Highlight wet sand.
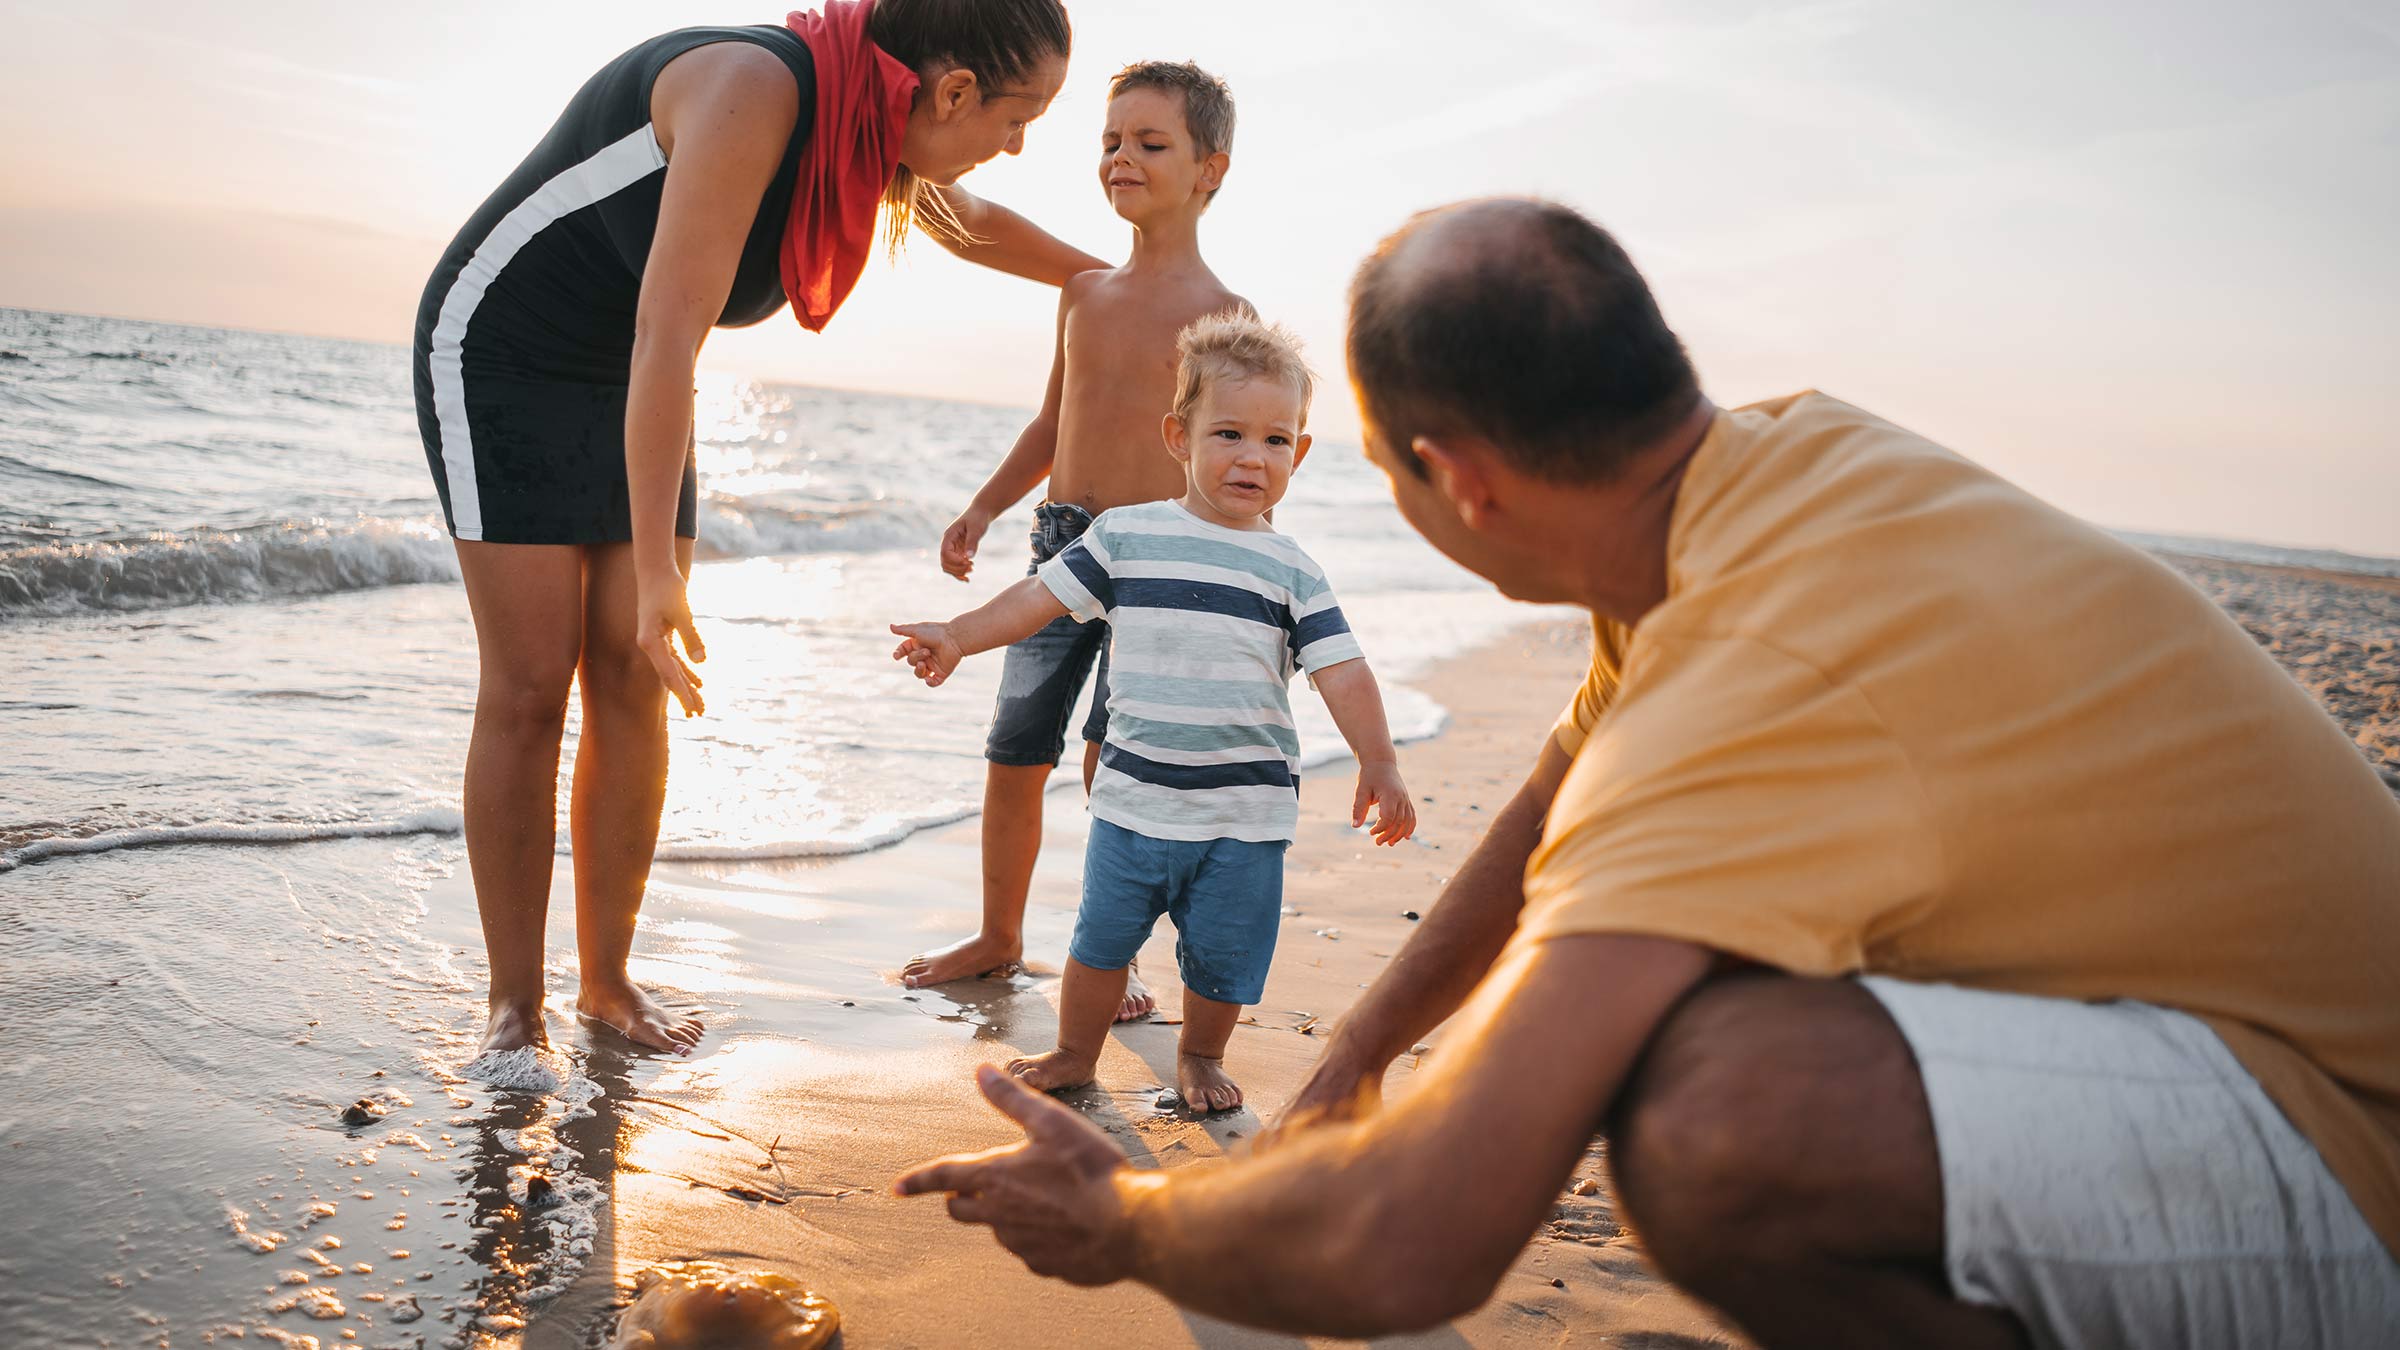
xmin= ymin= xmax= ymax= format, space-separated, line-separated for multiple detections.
xmin=505 ymin=613 xmax=1740 ymax=1348
xmin=37 ymin=556 xmax=2386 ymax=1348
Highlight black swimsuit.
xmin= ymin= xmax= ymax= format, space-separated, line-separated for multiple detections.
xmin=412 ymin=25 xmax=819 ymax=545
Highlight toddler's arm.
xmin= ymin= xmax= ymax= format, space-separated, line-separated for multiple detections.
xmin=1312 ymin=659 xmax=1417 ymax=846
xmin=890 ymin=577 xmax=1072 ymax=688
xmin=943 ymin=284 xmax=1078 ymax=580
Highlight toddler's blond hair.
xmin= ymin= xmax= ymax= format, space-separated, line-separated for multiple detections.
xmin=1173 ymin=312 xmax=1314 ymax=427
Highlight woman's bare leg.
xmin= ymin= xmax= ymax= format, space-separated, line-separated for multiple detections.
xmin=455 ymin=540 xmax=587 ymax=1055
xmin=567 ymin=539 xmax=704 ymax=1053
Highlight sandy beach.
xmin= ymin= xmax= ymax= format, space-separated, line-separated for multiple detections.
xmin=481 ymin=613 xmax=1741 ymax=1349
xmin=6 ymin=554 xmax=2394 ymax=1349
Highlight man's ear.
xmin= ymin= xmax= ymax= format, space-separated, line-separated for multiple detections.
xmin=1290 ymin=431 xmax=1312 ymax=472
xmin=1197 ymin=151 xmax=1229 ymax=197
xmin=930 ymin=67 xmax=978 ymax=120
xmin=1161 ymin=412 xmax=1191 ymax=464
xmin=1412 ymin=434 xmax=1498 ymax=529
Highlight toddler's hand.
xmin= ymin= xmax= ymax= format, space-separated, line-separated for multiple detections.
xmin=1352 ymin=762 xmax=1417 ymax=846
xmin=890 ymin=622 xmax=964 ymax=687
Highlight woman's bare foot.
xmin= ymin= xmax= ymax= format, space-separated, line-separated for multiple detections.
xmin=479 ymin=997 xmax=550 ymax=1056
xmin=901 ymin=931 xmax=1024 ymax=989
xmin=575 ymin=979 xmax=704 ymax=1055
xmin=1177 ymin=1052 xmax=1242 ymax=1114
xmin=1004 ymin=1047 xmax=1099 ymax=1093
xmin=1114 ymin=962 xmax=1156 ymax=1023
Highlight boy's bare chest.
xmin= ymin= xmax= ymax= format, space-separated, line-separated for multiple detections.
xmin=1062 ymin=286 xmax=1236 ymax=386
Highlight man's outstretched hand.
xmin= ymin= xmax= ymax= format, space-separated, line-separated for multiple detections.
xmin=895 ymin=1064 xmax=1141 ymax=1286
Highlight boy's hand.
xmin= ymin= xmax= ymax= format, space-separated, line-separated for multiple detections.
xmin=1352 ymin=762 xmax=1417 ymax=846
xmin=890 ymin=622 xmax=965 ymax=687
xmin=940 ymin=507 xmax=994 ymax=581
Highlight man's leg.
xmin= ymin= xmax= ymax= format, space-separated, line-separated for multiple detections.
xmin=1605 ymin=975 xmax=2028 ymax=1350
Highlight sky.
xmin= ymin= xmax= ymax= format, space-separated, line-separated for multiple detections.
xmin=3 ymin=0 xmax=2396 ymax=554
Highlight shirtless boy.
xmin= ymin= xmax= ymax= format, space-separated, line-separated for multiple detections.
xmin=900 ymin=62 xmax=1247 ymax=1015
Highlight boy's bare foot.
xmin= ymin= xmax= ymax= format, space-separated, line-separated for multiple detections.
xmin=1177 ymin=1052 xmax=1242 ymax=1114
xmin=1115 ymin=964 xmax=1157 ymax=1023
xmin=1004 ymin=1047 xmax=1099 ymax=1093
xmin=901 ymin=931 xmax=1024 ymax=989
xmin=478 ymin=998 xmax=550 ymax=1056
xmin=575 ymin=978 xmax=704 ymax=1055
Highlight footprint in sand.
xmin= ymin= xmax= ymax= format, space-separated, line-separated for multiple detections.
xmin=607 ymin=1261 xmax=839 ymax=1349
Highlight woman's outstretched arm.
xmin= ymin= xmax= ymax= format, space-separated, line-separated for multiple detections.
xmin=626 ymin=44 xmax=801 ymax=715
xmin=928 ymin=184 xmax=1111 ymax=286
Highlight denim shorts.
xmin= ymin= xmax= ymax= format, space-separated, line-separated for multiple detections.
xmin=1068 ymin=818 xmax=1288 ymax=1006
xmin=985 ymin=503 xmax=1110 ymax=766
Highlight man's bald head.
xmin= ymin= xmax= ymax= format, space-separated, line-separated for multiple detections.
xmin=1347 ymin=198 xmax=1699 ymax=483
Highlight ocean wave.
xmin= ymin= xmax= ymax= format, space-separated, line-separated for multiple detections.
xmin=0 ymin=808 xmax=467 ymax=874
xmin=692 ymin=494 xmax=941 ymax=561
xmin=0 ymin=496 xmax=944 ymax=620
xmin=0 ymin=517 xmax=461 ymax=619
xmin=2 ymin=801 xmax=983 ymax=874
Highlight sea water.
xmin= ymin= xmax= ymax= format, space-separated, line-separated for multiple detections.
xmin=0 ymin=307 xmax=1547 ymax=1346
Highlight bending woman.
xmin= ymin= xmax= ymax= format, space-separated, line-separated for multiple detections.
xmin=412 ymin=0 xmax=1099 ymax=1056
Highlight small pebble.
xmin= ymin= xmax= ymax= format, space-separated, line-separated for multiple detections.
xmin=1402 ymin=910 xmax=1421 ymax=921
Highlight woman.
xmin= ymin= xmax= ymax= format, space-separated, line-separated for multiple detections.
xmin=411 ymin=0 xmax=1101 ymax=1057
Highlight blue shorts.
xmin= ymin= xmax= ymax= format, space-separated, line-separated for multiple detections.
xmin=985 ymin=503 xmax=1109 ymax=767
xmin=1068 ymin=818 xmax=1288 ymax=1006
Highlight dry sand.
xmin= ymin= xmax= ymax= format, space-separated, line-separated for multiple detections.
xmin=511 ymin=556 xmax=2396 ymax=1349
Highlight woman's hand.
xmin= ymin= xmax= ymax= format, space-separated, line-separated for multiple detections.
xmin=940 ymin=507 xmax=994 ymax=581
xmin=637 ymin=568 xmax=708 ymax=717
xmin=1353 ymin=762 xmax=1417 ymax=845
xmin=890 ymin=621 xmax=965 ymax=687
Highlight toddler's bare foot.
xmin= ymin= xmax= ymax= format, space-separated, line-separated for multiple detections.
xmin=901 ymin=931 xmax=1024 ymax=989
xmin=1004 ymin=1047 xmax=1099 ymax=1094
xmin=1115 ymin=962 xmax=1156 ymax=1023
xmin=1177 ymin=1052 xmax=1242 ymax=1114
xmin=479 ymin=997 xmax=550 ymax=1056
xmin=576 ymin=978 xmax=704 ymax=1054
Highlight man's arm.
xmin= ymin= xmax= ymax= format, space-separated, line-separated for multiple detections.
xmin=926 ymin=184 xmax=1111 ymax=286
xmin=1275 ymin=731 xmax=1577 ymax=1128
xmin=898 ymin=932 xmax=1713 ymax=1336
xmin=940 ymin=280 xmax=1080 ymax=580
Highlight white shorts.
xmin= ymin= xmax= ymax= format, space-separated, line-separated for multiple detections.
xmin=1861 ymin=977 xmax=2400 ymax=1350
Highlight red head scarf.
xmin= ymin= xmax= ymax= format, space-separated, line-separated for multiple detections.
xmin=781 ymin=1 xmax=921 ymax=332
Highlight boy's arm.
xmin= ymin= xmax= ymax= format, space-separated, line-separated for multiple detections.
xmin=925 ymin=185 xmax=1112 ymax=286
xmin=942 ymin=281 xmax=1081 ymax=581
xmin=891 ymin=576 xmax=1071 ymax=687
xmin=1311 ymin=658 xmax=1416 ymax=846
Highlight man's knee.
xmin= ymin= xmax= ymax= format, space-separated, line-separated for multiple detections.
xmin=1608 ymin=976 xmax=1917 ymax=1278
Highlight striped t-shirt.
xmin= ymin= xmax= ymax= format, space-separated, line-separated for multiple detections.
xmin=1037 ymin=500 xmax=1364 ymax=843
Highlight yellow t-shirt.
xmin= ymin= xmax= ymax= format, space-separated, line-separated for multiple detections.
xmin=1550 ymin=617 xmax=1630 ymax=758
xmin=1521 ymin=391 xmax=2400 ymax=1259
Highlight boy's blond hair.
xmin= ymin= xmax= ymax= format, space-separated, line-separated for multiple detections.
xmin=1109 ymin=60 xmax=1235 ymax=203
xmin=1173 ymin=312 xmax=1314 ymax=427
